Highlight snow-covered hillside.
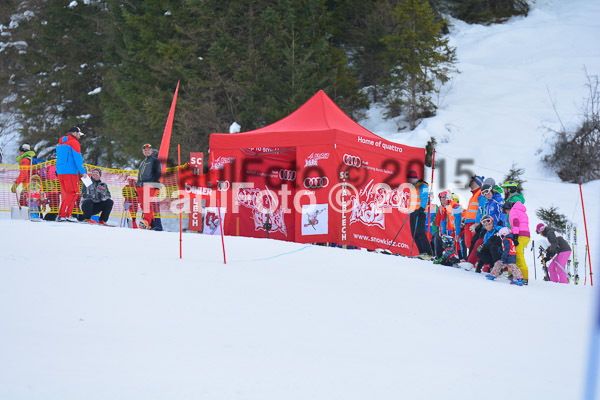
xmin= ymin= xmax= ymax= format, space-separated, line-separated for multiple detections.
xmin=361 ymin=0 xmax=600 ymax=290
xmin=0 ymin=220 xmax=596 ymax=399
xmin=1 ymin=0 xmax=599 ymax=398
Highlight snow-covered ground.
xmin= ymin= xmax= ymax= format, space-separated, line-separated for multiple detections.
xmin=0 ymin=220 xmax=596 ymax=399
xmin=1 ymin=0 xmax=599 ymax=398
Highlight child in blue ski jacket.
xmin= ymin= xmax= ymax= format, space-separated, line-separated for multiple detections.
xmin=481 ymin=183 xmax=506 ymax=227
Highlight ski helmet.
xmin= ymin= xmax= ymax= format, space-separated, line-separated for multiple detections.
xmin=439 ymin=190 xmax=450 ymax=199
xmin=536 ymin=223 xmax=546 ymax=234
xmin=502 ymin=181 xmax=518 ymax=194
xmin=451 ymin=192 xmax=460 ymax=203
xmin=498 ymin=227 xmax=511 ymax=238
xmin=441 ymin=234 xmax=454 ymax=246
xmin=19 ymin=144 xmax=30 ymax=152
xmin=481 ymin=184 xmax=493 ymax=195
xmin=501 ymin=201 xmax=515 ymax=213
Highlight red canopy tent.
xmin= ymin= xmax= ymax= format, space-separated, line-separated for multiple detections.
xmin=208 ymin=90 xmax=425 ymax=254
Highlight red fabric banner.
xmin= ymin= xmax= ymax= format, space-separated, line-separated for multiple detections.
xmin=158 ymin=81 xmax=180 ymax=180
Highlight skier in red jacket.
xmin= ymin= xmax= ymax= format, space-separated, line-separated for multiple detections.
xmin=56 ymin=126 xmax=89 ymax=221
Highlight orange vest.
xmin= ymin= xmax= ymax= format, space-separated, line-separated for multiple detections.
xmin=409 ymin=180 xmax=428 ymax=211
xmin=463 ymin=188 xmax=482 ymax=223
xmin=435 ymin=199 xmax=459 ymax=233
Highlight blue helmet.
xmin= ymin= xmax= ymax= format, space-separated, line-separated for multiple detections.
xmin=441 ymin=234 xmax=454 ymax=247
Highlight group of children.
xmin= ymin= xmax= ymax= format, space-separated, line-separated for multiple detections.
xmin=409 ymin=173 xmax=572 ymax=286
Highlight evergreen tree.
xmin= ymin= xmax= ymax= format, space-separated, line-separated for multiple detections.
xmin=536 ymin=206 xmax=569 ymax=235
xmin=104 ymin=0 xmax=365 ymax=167
xmin=381 ymin=0 xmax=457 ymax=129
xmin=503 ymin=162 xmax=526 ymax=193
xmin=4 ymin=0 xmax=111 ymax=163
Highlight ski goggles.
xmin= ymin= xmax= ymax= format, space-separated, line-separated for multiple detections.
xmin=481 ymin=218 xmax=494 ymax=225
xmin=481 ymin=188 xmax=492 ymax=195
xmin=142 ymin=143 xmax=153 ymax=149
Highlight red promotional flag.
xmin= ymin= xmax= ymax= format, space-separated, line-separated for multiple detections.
xmin=158 ymin=81 xmax=180 ymax=180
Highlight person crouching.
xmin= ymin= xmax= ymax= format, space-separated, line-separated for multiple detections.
xmin=433 ymin=234 xmax=460 ymax=267
xmin=486 ymin=227 xmax=524 ymax=286
xmin=80 ymin=168 xmax=113 ymax=225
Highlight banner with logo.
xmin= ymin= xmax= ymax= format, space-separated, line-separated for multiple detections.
xmin=203 ymin=207 xmax=226 ymax=235
xmin=210 ymin=147 xmax=297 ymax=241
xmin=293 ymin=144 xmax=423 ymax=254
xmin=293 ymin=145 xmax=335 ymax=243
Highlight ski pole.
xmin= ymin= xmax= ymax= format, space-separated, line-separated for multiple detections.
xmin=584 ymin=244 xmax=588 ymax=285
xmin=388 ymin=212 xmax=411 ymax=251
xmin=120 ymin=201 xmax=125 ymax=227
xmin=532 ymin=240 xmax=537 ymax=280
xmin=15 ymin=189 xmax=20 ymax=210
xmin=410 ymin=214 xmax=418 ymax=255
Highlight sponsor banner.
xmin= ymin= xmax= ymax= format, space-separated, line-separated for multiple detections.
xmin=303 ymin=176 xmax=329 ymax=189
xmin=189 ymin=197 xmax=204 ymax=231
xmin=190 ymin=152 xmax=203 ymax=175
xmin=203 ymin=207 xmax=226 ymax=235
xmin=301 ymin=204 xmax=328 ymax=236
xmin=208 ymin=143 xmax=424 ymax=255
xmin=295 ymin=145 xmax=337 ymax=242
xmin=336 ymin=144 xmax=419 ymax=254
xmin=304 ymin=152 xmax=330 ymax=167
xmin=210 ymin=155 xmax=235 ymax=171
xmin=213 ymin=147 xmax=296 ymax=242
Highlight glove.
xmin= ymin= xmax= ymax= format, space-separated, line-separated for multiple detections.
xmin=477 ymin=245 xmax=483 ymax=253
xmin=513 ymin=234 xmax=519 ymax=246
xmin=433 ymin=259 xmax=442 ymax=265
xmin=543 ymin=256 xmax=551 ymax=263
xmin=469 ymin=224 xmax=477 ymax=233
xmin=10 ymin=183 xmax=17 ymax=193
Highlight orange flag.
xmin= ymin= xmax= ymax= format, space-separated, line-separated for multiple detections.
xmin=158 ymin=80 xmax=180 ymax=180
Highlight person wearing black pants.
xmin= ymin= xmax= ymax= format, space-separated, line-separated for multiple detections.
xmin=475 ymin=217 xmax=502 ymax=273
xmin=407 ymin=170 xmax=433 ymax=256
xmin=79 ymin=168 xmax=114 ymax=224
xmin=410 ymin=207 xmax=433 ymax=255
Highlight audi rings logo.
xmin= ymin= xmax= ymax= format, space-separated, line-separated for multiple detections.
xmin=343 ymin=154 xmax=362 ymax=167
xmin=303 ymin=176 xmax=329 ymax=189
xmin=216 ymin=180 xmax=230 ymax=191
xmin=278 ymin=169 xmax=297 ymax=181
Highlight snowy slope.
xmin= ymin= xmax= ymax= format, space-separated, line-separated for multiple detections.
xmin=0 ymin=220 xmax=595 ymax=400
xmin=361 ymin=0 xmax=600 ymax=282
xmin=1 ymin=0 xmax=600 ymax=399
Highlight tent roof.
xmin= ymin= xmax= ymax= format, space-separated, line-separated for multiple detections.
xmin=210 ymin=90 xmax=394 ymax=150
xmin=244 ymin=90 xmax=378 ymax=137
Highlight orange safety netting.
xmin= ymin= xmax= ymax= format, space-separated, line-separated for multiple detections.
xmin=0 ymin=160 xmax=183 ymax=220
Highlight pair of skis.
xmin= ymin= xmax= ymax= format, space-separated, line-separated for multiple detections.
xmin=566 ymin=223 xmax=580 ymax=285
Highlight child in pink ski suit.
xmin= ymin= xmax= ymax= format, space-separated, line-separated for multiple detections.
xmin=536 ymin=223 xmax=571 ymax=284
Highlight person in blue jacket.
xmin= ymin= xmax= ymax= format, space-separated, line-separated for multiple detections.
xmin=481 ymin=183 xmax=506 ymax=227
xmin=407 ymin=169 xmax=433 ymax=256
xmin=56 ymin=126 xmax=89 ymax=221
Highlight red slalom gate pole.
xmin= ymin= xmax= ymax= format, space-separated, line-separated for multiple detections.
xmin=426 ymin=148 xmax=436 ymax=240
xmin=210 ymin=152 xmax=227 ymax=264
xmin=579 ymin=183 xmax=593 ymax=286
xmin=178 ymin=145 xmax=182 ymax=259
